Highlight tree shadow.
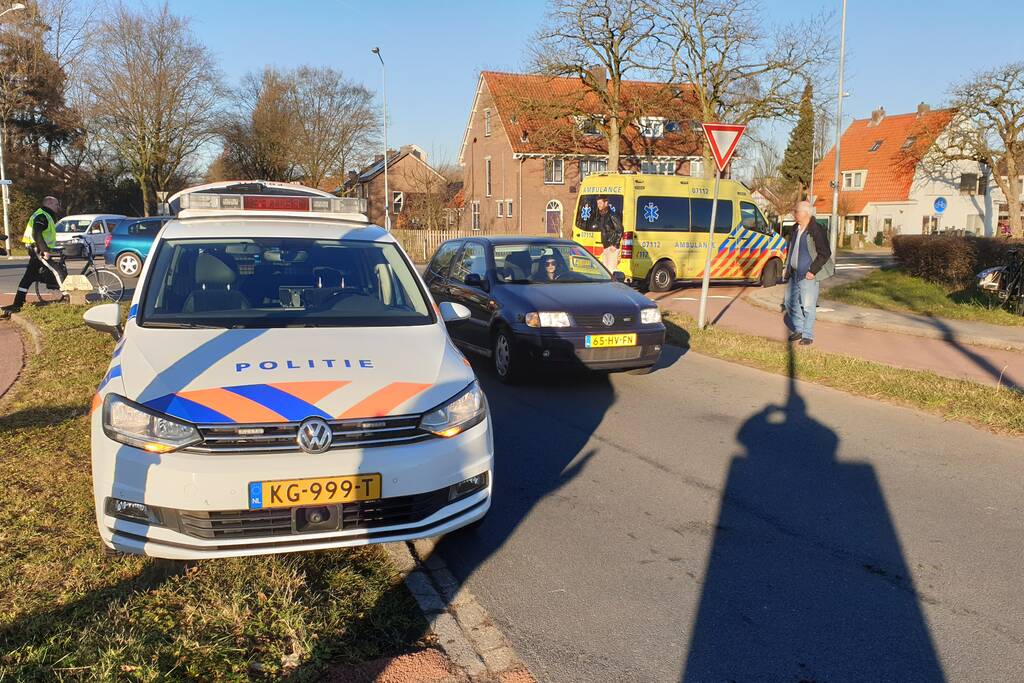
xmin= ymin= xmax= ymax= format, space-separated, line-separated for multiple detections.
xmin=682 ymin=344 xmax=945 ymax=681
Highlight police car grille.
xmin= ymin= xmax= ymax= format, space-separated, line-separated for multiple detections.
xmin=187 ymin=415 xmax=429 ymax=453
xmin=174 ymin=488 xmax=452 ymax=540
xmin=573 ymin=313 xmax=636 ymax=330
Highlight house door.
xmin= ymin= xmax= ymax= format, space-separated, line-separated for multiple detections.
xmin=545 ymin=200 xmax=562 ymax=237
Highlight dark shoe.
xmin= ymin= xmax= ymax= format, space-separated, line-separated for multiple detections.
xmin=788 ymin=332 xmax=803 ymax=342
xmin=0 ymin=306 xmax=20 ymax=319
xmin=799 ymin=338 xmax=814 ymax=346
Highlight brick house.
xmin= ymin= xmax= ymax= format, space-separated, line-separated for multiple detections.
xmin=458 ymin=71 xmax=702 ymax=236
xmin=810 ymin=104 xmax=996 ymax=241
xmin=345 ymin=144 xmax=449 ymax=228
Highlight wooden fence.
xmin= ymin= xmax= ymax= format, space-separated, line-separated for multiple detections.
xmin=390 ymin=227 xmax=507 ymax=263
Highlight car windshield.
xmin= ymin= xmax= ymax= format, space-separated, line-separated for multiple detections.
xmin=55 ymin=219 xmax=93 ymax=233
xmin=493 ymin=243 xmax=611 ymax=284
xmin=140 ymin=237 xmax=433 ymax=328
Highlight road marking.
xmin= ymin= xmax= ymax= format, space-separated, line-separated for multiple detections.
xmin=835 ymin=264 xmax=876 ymax=270
xmin=673 ymin=295 xmax=735 ymax=301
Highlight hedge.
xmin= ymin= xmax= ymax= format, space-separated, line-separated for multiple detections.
xmin=892 ymin=235 xmax=1024 ymax=288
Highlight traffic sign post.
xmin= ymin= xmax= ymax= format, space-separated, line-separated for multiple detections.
xmin=697 ymin=123 xmax=746 ymax=329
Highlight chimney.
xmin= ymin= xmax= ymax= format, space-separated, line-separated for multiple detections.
xmin=347 ymin=170 xmax=358 ymax=183
xmin=374 ymin=153 xmax=384 ymax=164
xmin=869 ymin=106 xmax=885 ymax=126
xmin=916 ymin=102 xmax=930 ymax=118
xmin=587 ymin=64 xmax=607 ymax=88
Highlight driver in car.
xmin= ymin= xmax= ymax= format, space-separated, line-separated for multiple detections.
xmin=538 ymin=255 xmax=562 ymax=281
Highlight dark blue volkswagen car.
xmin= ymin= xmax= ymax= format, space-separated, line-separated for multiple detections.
xmin=424 ymin=237 xmax=665 ymax=382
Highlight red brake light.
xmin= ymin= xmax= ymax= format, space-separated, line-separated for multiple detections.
xmin=104 ymin=233 xmax=113 ymax=249
xmin=620 ymin=231 xmax=634 ymax=259
xmin=242 ymin=195 xmax=310 ymax=211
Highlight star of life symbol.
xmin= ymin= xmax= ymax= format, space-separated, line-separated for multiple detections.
xmin=643 ymin=202 xmax=659 ymax=223
xmin=580 ymin=204 xmax=592 ymax=221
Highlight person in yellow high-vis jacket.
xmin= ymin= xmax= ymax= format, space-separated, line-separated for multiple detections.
xmin=2 ymin=196 xmax=62 ymax=317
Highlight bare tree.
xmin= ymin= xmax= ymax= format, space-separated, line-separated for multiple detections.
xmin=391 ymin=150 xmax=458 ymax=231
xmin=86 ymin=2 xmax=221 ymax=214
xmin=917 ymin=62 xmax=1024 ymax=237
xmin=531 ymin=0 xmax=661 ymax=170
xmin=219 ymin=68 xmax=300 ymax=181
xmin=287 ymin=66 xmax=378 ymax=189
xmin=649 ymin=0 xmax=833 ymax=175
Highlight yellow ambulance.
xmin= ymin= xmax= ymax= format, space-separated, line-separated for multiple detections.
xmin=572 ymin=173 xmax=786 ymax=291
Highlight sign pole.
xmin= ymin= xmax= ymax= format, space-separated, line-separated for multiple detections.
xmin=697 ymin=167 xmax=722 ymax=329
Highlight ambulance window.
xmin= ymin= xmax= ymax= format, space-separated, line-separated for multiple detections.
xmin=575 ymin=195 xmax=624 ymax=230
xmin=635 ymin=196 xmax=690 ymax=232
xmin=691 ymin=198 xmax=733 ymax=234
xmin=740 ymin=202 xmax=771 ymax=234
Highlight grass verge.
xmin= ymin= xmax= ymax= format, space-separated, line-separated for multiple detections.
xmin=665 ymin=313 xmax=1024 ymax=437
xmin=826 ymin=269 xmax=1024 ymax=327
xmin=0 ymin=305 xmax=427 ymax=681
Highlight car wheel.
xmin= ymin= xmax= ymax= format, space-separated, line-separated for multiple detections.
xmin=116 ymin=252 xmax=141 ymax=278
xmin=492 ymin=328 xmax=521 ymax=384
xmin=648 ymin=260 xmax=675 ymax=292
xmin=760 ymin=258 xmax=782 ymax=287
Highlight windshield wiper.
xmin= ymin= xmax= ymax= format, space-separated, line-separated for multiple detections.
xmin=143 ymin=321 xmax=231 ymax=329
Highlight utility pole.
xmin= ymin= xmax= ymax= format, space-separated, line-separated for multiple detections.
xmin=0 ymin=3 xmax=26 ymax=259
xmin=829 ymin=0 xmax=848 ymax=255
xmin=371 ymin=47 xmax=390 ymax=231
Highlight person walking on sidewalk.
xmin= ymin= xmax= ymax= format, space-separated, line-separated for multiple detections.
xmin=1 ymin=196 xmax=63 ymax=318
xmin=784 ymin=200 xmax=834 ymax=345
xmin=593 ymin=195 xmax=623 ymax=273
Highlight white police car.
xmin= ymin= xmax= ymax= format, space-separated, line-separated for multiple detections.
xmin=84 ymin=181 xmax=492 ymax=559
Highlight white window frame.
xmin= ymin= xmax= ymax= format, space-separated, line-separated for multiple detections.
xmin=471 ymin=201 xmax=480 ymax=230
xmin=506 ymin=199 xmax=513 ymax=217
xmin=579 ymin=158 xmax=608 ymax=179
xmin=544 ymin=158 xmax=564 ymax=184
xmin=842 ymin=170 xmax=867 ymax=191
xmin=497 ymin=200 xmax=504 ymax=217
xmin=638 ymin=116 xmax=666 ymax=139
xmin=689 ymin=159 xmax=703 ymax=177
xmin=484 ymin=108 xmax=492 ymax=136
xmin=485 ymin=157 xmax=492 ymax=197
xmin=392 ymin=190 xmax=404 ymax=214
xmin=641 ymin=160 xmax=676 ymax=175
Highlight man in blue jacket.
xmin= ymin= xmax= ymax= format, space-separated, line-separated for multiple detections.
xmin=784 ymin=201 xmax=834 ymax=345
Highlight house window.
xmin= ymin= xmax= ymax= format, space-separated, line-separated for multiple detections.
xmin=869 ymin=140 xmax=883 ymax=152
xmin=689 ymin=159 xmax=703 ymax=177
xmin=638 ymin=116 xmax=665 ymax=139
xmin=842 ymin=171 xmax=866 ymax=190
xmin=484 ymin=108 xmax=491 ymax=136
xmin=544 ymin=158 xmax=564 ymax=184
xmin=506 ymin=200 xmax=513 ymax=217
xmin=497 ymin=200 xmax=504 ymax=218
xmin=471 ymin=201 xmax=480 ymax=230
xmin=902 ymin=136 xmax=917 ymax=150
xmin=579 ymin=158 xmax=608 ymax=179
xmin=485 ymin=158 xmax=492 ymax=197
xmin=641 ymin=160 xmax=676 ymax=175
xmin=392 ymin=191 xmax=404 ymax=214
xmin=922 ymin=215 xmax=939 ymax=233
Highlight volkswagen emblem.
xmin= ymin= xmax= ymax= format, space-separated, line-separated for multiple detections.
xmin=602 ymin=313 xmax=615 ymax=327
xmin=297 ymin=417 xmax=333 ymax=454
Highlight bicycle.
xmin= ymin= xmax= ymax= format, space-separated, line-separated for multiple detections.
xmin=977 ymin=248 xmax=1024 ymax=316
xmin=34 ymin=237 xmax=126 ymax=304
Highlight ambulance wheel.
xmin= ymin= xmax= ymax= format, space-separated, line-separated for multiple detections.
xmin=760 ymin=258 xmax=782 ymax=287
xmin=648 ymin=261 xmax=676 ymax=292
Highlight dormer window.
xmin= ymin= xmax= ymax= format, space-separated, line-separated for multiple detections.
xmin=842 ymin=170 xmax=867 ymax=190
xmin=869 ymin=140 xmax=883 ymax=152
xmin=902 ymin=136 xmax=917 ymax=150
xmin=638 ymin=116 xmax=665 ymax=139
xmin=574 ymin=115 xmax=601 ymax=136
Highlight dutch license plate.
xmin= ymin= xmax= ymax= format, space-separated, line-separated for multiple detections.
xmin=585 ymin=333 xmax=637 ymax=348
xmin=248 ymin=473 xmax=382 ymax=509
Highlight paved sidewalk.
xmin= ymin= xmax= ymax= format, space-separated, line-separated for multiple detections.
xmin=654 ymin=285 xmax=1024 ymax=391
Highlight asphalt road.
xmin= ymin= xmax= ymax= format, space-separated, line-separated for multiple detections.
xmin=0 ymin=255 xmax=138 ymax=305
xmin=437 ymin=347 xmax=1024 ymax=682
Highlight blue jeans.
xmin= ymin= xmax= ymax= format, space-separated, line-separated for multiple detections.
xmin=785 ymin=274 xmax=820 ymax=339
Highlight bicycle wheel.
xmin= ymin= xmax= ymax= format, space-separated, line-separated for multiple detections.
xmin=89 ymin=268 xmax=125 ymax=303
xmin=33 ymin=280 xmax=65 ymax=304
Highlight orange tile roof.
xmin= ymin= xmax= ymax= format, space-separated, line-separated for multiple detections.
xmin=811 ymin=108 xmax=955 ymax=215
xmin=480 ymin=71 xmax=702 ymax=158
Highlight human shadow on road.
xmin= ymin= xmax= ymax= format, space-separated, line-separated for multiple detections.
xmin=682 ymin=344 xmax=945 ymax=681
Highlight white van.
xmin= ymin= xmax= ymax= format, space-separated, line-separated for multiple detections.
xmin=55 ymin=214 xmax=126 ymax=256
xmin=84 ymin=181 xmax=492 ymax=559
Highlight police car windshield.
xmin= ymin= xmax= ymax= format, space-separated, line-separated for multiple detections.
xmin=140 ymin=238 xmax=433 ymax=328
xmin=493 ymin=243 xmax=610 ymax=284
xmin=55 ymin=219 xmax=93 ymax=233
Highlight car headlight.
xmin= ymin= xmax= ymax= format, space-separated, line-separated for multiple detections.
xmin=641 ymin=307 xmax=662 ymax=324
xmin=102 ymin=394 xmax=200 ymax=453
xmin=420 ymin=381 xmax=487 ymax=438
xmin=524 ymin=311 xmax=572 ymax=328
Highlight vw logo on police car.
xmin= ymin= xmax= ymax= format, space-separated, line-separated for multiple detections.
xmin=602 ymin=313 xmax=615 ymax=327
xmin=297 ymin=417 xmax=333 ymax=454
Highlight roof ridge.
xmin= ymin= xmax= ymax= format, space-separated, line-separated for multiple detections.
xmin=851 ymin=107 xmax=955 ymax=123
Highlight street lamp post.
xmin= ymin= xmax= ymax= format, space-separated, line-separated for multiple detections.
xmin=0 ymin=2 xmax=26 ymax=259
xmin=829 ymin=0 xmax=847 ymax=255
xmin=371 ymin=47 xmax=390 ymax=231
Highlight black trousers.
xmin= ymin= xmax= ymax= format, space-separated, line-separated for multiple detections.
xmin=12 ymin=250 xmax=61 ymax=308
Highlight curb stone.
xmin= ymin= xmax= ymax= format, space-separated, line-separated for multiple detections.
xmin=386 ymin=541 xmax=536 ymax=683
xmin=9 ymin=312 xmax=42 ymax=355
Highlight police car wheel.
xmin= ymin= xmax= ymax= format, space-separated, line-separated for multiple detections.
xmin=648 ymin=261 xmax=675 ymax=292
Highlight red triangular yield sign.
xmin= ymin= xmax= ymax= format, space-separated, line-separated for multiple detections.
xmin=702 ymin=123 xmax=746 ymax=172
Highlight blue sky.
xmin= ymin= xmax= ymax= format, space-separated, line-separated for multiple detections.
xmin=173 ymin=0 xmax=1024 ymax=167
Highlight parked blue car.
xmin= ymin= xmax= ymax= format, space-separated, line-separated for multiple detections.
xmin=105 ymin=216 xmax=173 ymax=278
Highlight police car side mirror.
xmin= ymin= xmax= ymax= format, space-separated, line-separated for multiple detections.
xmin=84 ymin=303 xmax=122 ymax=340
xmin=439 ymin=301 xmax=471 ymax=323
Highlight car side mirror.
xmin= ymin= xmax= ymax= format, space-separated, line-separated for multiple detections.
xmin=439 ymin=301 xmax=472 ymax=323
xmin=612 ymin=271 xmax=626 ymax=283
xmin=464 ymin=273 xmax=489 ymax=291
xmin=83 ymin=303 xmax=122 ymax=340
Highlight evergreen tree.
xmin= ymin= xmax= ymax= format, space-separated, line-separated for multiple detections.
xmin=779 ymin=83 xmax=814 ymax=197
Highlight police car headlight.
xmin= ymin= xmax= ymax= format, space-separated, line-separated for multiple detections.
xmin=641 ymin=307 xmax=662 ymax=324
xmin=525 ymin=312 xmax=572 ymax=328
xmin=420 ymin=381 xmax=487 ymax=438
xmin=102 ymin=394 xmax=200 ymax=453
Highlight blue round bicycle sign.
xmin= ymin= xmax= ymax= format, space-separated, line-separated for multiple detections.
xmin=934 ymin=197 xmax=947 ymax=213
